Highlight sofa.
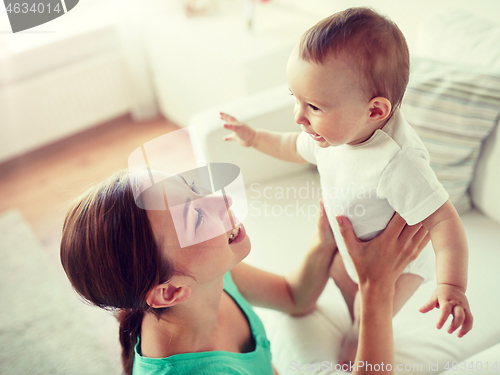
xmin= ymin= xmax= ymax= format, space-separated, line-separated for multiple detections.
xmin=190 ymin=9 xmax=500 ymax=375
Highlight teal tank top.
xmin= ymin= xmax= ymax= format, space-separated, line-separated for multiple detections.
xmin=132 ymin=272 xmax=274 ymax=374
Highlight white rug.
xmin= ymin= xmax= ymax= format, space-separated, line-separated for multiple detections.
xmin=0 ymin=209 xmax=122 ymax=375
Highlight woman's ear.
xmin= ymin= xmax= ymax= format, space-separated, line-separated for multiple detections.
xmin=145 ymin=282 xmax=191 ymax=309
xmin=368 ymin=97 xmax=392 ymax=123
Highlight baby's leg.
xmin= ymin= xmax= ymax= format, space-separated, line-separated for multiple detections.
xmin=393 ymin=273 xmax=424 ymax=315
xmin=330 ymin=252 xmax=358 ymax=321
xmin=338 ymin=273 xmax=423 ymax=366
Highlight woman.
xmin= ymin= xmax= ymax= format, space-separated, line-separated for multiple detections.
xmin=60 ymin=169 xmax=429 ymax=374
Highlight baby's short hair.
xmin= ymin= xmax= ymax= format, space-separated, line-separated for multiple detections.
xmin=299 ymin=7 xmax=409 ymax=112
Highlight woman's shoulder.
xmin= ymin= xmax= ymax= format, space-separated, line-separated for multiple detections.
xmin=133 ymin=336 xmax=273 ymax=375
xmin=223 ymin=271 xmax=266 ymax=334
xmin=223 ymin=271 xmax=237 ymax=290
xmin=132 ymin=273 xmax=273 ymax=375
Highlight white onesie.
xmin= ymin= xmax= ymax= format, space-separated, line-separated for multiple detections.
xmin=296 ymin=109 xmax=448 ymax=283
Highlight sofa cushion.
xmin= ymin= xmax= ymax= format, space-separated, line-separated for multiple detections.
xmin=470 ymin=123 xmax=500 ymax=225
xmin=259 ymin=209 xmax=500 ymax=375
xmin=401 ymin=58 xmax=500 ymax=214
xmin=414 ymin=9 xmax=500 ymax=74
xmin=439 ymin=341 xmax=500 ymax=375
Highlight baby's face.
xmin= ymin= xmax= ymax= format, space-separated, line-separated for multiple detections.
xmin=286 ymin=50 xmax=373 ymax=147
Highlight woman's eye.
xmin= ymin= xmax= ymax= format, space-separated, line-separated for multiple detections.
xmin=194 ymin=208 xmax=204 ymax=231
xmin=309 ymin=104 xmax=320 ymax=111
xmin=190 ymin=182 xmax=200 ymax=194
xmin=190 ymin=182 xmax=211 ymax=196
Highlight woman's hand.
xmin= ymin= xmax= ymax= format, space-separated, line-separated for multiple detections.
xmin=309 ymin=199 xmax=337 ymax=252
xmin=336 ymin=213 xmax=430 ymax=375
xmin=337 ymin=213 xmax=430 ymax=289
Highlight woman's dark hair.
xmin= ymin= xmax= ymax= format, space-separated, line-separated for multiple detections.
xmin=60 ymin=169 xmax=174 ymax=375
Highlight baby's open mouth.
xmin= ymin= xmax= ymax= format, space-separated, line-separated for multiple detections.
xmin=228 ymin=225 xmax=241 ymax=244
xmin=309 ymin=133 xmax=325 ymax=141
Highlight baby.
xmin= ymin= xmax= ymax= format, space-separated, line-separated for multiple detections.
xmin=222 ymin=7 xmax=473 ymax=365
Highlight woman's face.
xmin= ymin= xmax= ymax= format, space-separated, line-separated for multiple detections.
xmin=145 ymin=174 xmax=250 ymax=284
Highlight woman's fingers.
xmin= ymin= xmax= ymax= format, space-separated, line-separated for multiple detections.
xmin=337 ymin=215 xmax=360 ymax=250
xmin=318 ymin=200 xmax=329 ymax=228
xmin=399 ymin=223 xmax=429 ymax=261
xmin=416 ymin=232 xmax=431 ymax=252
xmin=398 ymin=222 xmax=423 ymax=246
xmin=317 ymin=200 xmax=335 ymax=245
xmin=380 ymin=212 xmax=407 ymax=240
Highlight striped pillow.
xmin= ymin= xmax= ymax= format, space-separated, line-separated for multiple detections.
xmin=402 ymin=58 xmax=500 ymax=214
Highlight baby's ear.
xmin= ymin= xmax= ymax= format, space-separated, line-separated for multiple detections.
xmin=368 ymin=97 xmax=392 ymax=123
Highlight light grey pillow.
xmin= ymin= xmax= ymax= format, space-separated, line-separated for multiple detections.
xmin=414 ymin=9 xmax=500 ymax=73
xmin=402 ymin=58 xmax=500 ymax=214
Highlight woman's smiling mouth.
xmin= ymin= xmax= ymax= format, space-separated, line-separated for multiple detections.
xmin=228 ymin=224 xmax=245 ymax=244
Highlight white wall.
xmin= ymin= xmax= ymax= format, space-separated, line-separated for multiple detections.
xmin=277 ymin=0 xmax=500 ymax=54
xmin=0 ymin=0 xmax=158 ymax=162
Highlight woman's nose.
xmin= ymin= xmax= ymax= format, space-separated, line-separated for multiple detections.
xmin=202 ymin=193 xmax=232 ymax=213
xmin=222 ymin=194 xmax=233 ymax=208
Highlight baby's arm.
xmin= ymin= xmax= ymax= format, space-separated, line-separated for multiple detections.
xmin=221 ymin=112 xmax=307 ymax=164
xmin=419 ymin=200 xmax=473 ymax=337
xmin=230 ymin=200 xmax=336 ymax=316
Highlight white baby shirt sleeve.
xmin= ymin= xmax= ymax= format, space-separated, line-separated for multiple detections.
xmin=377 ymin=147 xmax=449 ymax=225
xmin=296 ymin=132 xmax=318 ymax=165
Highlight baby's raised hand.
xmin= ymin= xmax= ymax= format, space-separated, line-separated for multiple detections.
xmin=419 ymin=284 xmax=473 ymax=337
xmin=221 ymin=112 xmax=256 ymax=147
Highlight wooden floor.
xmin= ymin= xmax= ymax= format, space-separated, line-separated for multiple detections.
xmin=0 ymin=114 xmax=179 ymax=264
